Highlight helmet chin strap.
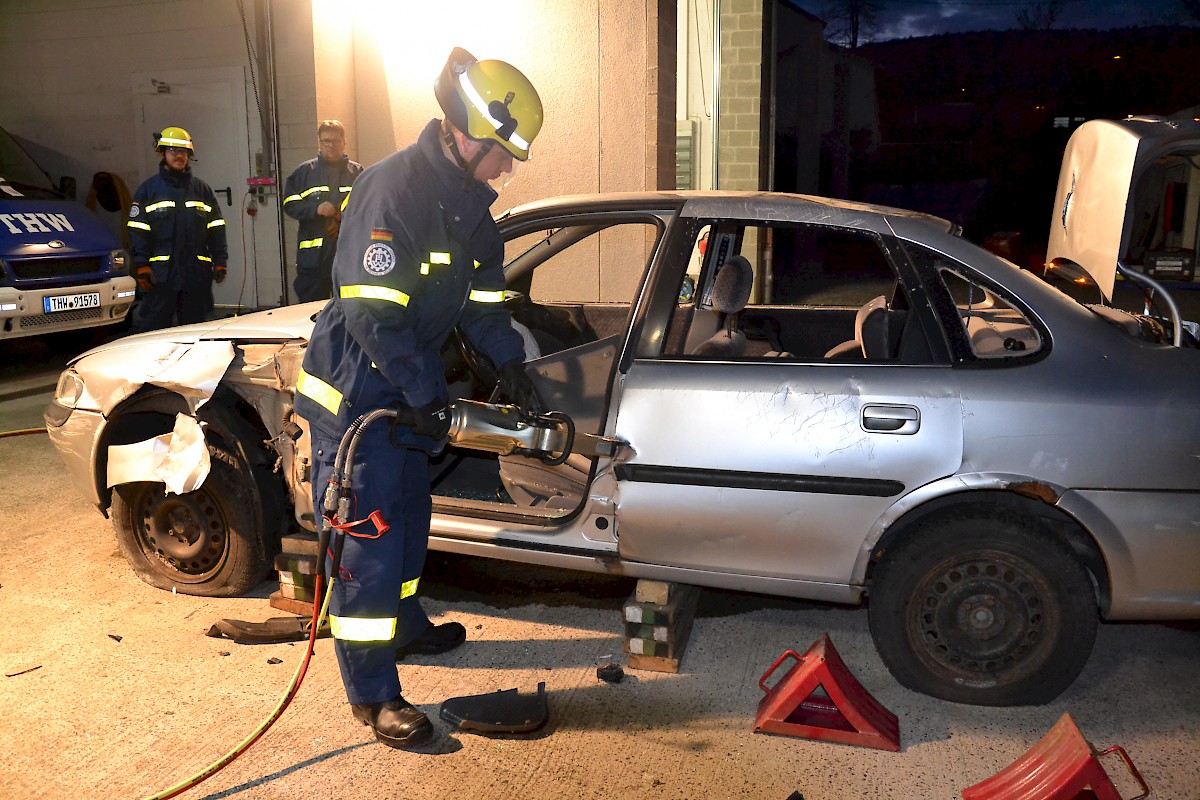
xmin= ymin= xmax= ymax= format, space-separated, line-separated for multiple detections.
xmin=444 ymin=130 xmax=495 ymax=190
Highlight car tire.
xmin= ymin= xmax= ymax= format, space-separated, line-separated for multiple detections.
xmin=867 ymin=511 xmax=1097 ymax=706
xmin=111 ymin=441 xmax=271 ymax=597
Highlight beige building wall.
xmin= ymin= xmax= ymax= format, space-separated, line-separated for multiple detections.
xmin=273 ymin=0 xmax=675 ymax=302
xmin=0 ymin=0 xmax=677 ymax=306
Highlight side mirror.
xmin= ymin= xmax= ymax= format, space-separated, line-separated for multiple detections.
xmin=58 ymin=175 xmax=77 ymax=201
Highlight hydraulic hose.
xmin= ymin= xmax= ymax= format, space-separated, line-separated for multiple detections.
xmin=142 ymin=569 xmax=334 ymax=800
xmin=142 ymin=411 xmax=378 ymax=800
xmin=139 ymin=400 xmax=577 ymax=798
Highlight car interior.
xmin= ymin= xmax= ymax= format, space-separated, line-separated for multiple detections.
xmin=663 ymin=221 xmax=941 ymax=364
xmin=431 ymin=219 xmax=653 ymax=520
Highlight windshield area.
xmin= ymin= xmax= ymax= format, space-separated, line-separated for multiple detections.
xmin=0 ymin=127 xmax=60 ymax=199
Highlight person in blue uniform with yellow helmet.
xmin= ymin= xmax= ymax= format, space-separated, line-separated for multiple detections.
xmin=294 ymin=48 xmax=545 ymax=750
xmin=126 ymin=126 xmax=228 ymax=332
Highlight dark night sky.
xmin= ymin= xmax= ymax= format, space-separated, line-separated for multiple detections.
xmin=786 ymin=0 xmax=1194 ymax=42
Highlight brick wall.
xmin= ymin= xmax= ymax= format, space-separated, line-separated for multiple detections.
xmin=718 ymin=0 xmax=763 ymax=190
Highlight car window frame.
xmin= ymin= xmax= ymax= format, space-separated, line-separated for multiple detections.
xmin=636 ymin=214 xmax=952 ymax=366
xmin=899 ymin=237 xmax=1053 ymax=367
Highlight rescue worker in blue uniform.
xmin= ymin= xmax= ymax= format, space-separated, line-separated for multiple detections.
xmin=126 ymin=126 xmax=228 ymax=332
xmin=282 ymin=120 xmax=364 ymax=303
xmin=293 ymin=48 xmax=545 ymax=750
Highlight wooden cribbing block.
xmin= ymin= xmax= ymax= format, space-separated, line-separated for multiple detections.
xmin=623 ymin=583 xmax=700 ymax=673
xmin=280 ymin=532 xmax=320 ymax=557
xmin=635 ymin=579 xmax=673 ymax=605
xmin=269 ymin=590 xmax=313 ymax=616
xmin=624 ymin=583 xmax=699 ymax=626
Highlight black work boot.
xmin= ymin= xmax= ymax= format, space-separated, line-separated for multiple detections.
xmin=396 ymin=621 xmax=466 ymax=660
xmin=351 ymin=696 xmax=434 ymax=749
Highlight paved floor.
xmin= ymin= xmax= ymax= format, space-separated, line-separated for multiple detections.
xmin=0 ymin=431 xmax=1198 ymax=800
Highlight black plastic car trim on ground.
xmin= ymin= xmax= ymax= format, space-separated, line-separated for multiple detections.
xmin=614 ymin=464 xmax=904 ymax=497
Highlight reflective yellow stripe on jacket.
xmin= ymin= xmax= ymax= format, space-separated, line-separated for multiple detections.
xmin=420 ymin=251 xmax=452 ymax=275
xmin=329 ymin=615 xmax=396 ymax=642
xmin=296 ymin=369 xmax=343 ymax=416
xmin=283 ymin=185 xmax=331 ymax=205
xmin=300 ymin=237 xmax=324 ymax=250
xmin=468 ymin=289 xmax=504 ymax=304
xmin=340 ymin=285 xmax=410 ymax=306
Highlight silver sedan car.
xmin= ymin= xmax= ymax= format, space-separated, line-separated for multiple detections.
xmin=44 ymin=190 xmax=1200 ymax=707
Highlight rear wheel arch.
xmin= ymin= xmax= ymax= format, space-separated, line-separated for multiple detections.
xmin=867 ymin=489 xmax=1111 ymax=612
xmin=864 ymin=490 xmax=1109 ymax=705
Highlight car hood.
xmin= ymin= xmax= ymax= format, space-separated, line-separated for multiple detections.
xmin=69 ymin=301 xmax=326 ymax=365
xmin=1047 ymin=116 xmax=1200 ymax=301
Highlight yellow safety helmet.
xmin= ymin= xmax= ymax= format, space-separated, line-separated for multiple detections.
xmin=156 ymin=126 xmax=194 ymax=153
xmin=434 ymin=48 xmax=543 ymax=161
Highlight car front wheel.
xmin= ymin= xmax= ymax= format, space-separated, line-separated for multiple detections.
xmin=867 ymin=512 xmax=1097 ymax=706
xmin=111 ymin=444 xmax=271 ymax=597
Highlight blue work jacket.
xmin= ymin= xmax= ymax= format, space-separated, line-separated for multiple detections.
xmin=295 ymin=119 xmax=524 ymax=445
xmin=126 ymin=163 xmax=228 ymax=290
xmin=282 ymin=153 xmax=363 ymax=272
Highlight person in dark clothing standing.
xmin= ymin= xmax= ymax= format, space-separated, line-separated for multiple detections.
xmin=126 ymin=126 xmax=228 ymax=332
xmin=293 ymin=48 xmax=545 ymax=750
xmin=283 ymin=120 xmax=364 ymax=303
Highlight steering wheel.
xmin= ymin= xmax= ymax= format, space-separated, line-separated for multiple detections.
xmin=450 ymin=326 xmax=500 ymax=398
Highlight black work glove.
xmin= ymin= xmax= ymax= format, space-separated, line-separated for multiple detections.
xmin=405 ymin=400 xmax=451 ymax=441
xmin=498 ymin=361 xmax=543 ymax=415
xmin=135 ymin=265 xmax=156 ymax=292
xmin=213 ymin=264 xmax=227 ymax=284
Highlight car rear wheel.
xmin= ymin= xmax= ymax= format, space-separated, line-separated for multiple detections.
xmin=867 ymin=512 xmax=1097 ymax=706
xmin=111 ymin=443 xmax=271 ymax=597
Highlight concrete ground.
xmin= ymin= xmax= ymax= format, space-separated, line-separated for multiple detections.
xmin=1 ymin=427 xmax=1198 ymax=800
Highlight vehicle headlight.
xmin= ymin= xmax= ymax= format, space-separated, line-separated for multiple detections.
xmin=110 ymin=249 xmax=129 ymax=274
xmin=54 ymin=370 xmax=85 ymax=408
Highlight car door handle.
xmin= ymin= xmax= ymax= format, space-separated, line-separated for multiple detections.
xmin=861 ymin=404 xmax=920 ymax=435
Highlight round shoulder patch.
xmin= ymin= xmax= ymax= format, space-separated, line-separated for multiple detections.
xmin=363 ymin=242 xmax=396 ymax=276
xmin=129 ymin=204 xmax=140 ymax=217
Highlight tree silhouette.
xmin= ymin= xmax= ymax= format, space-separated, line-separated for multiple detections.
xmin=1016 ymin=0 xmax=1077 ymax=30
xmin=817 ymin=0 xmax=887 ymax=49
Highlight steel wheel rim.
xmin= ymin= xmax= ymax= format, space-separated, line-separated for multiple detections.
xmin=135 ymin=485 xmax=229 ymax=582
xmin=908 ymin=551 xmax=1056 ymax=683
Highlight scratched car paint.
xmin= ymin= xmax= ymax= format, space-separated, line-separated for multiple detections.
xmin=44 ymin=188 xmax=1200 ymax=707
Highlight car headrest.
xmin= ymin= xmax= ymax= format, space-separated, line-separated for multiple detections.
xmin=710 ymin=255 xmax=754 ymax=315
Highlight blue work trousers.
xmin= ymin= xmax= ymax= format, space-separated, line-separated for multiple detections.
xmin=311 ymin=426 xmax=434 ymax=706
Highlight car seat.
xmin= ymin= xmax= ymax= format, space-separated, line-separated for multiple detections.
xmin=689 ymin=255 xmax=755 ymax=357
xmin=824 ymin=295 xmax=889 ymax=359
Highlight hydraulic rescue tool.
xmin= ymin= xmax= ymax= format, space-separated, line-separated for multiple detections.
xmin=144 ymin=400 xmax=625 ymax=800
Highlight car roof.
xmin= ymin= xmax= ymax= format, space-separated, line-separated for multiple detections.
xmin=498 ymin=190 xmax=957 ymax=236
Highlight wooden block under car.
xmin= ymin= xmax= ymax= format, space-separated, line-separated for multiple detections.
xmin=276 ymin=581 xmax=315 ymax=602
xmin=269 ymin=590 xmax=314 ymax=616
xmin=625 ymin=605 xmax=697 ymax=659
xmin=634 ymin=579 xmax=674 ymax=605
xmin=623 ymin=583 xmax=700 ymax=626
xmin=274 ymin=552 xmax=319 ymax=575
xmin=279 ymin=532 xmax=320 ymax=557
xmin=623 ymin=583 xmax=700 ymax=673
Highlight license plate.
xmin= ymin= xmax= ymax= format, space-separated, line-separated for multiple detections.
xmin=44 ymin=292 xmax=101 ymax=313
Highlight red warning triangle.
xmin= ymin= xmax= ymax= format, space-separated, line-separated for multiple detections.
xmin=961 ymin=713 xmax=1152 ymax=800
xmin=754 ymin=632 xmax=900 ymax=751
